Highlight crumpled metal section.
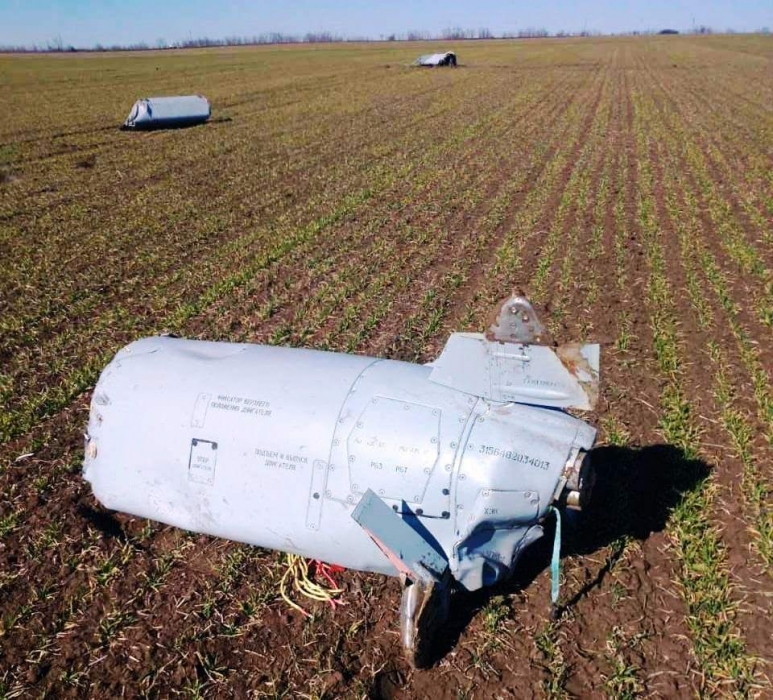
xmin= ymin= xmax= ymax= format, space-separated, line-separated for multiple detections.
xmin=413 ymin=52 xmax=457 ymax=67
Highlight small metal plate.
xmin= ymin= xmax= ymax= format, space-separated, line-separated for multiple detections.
xmin=464 ymin=489 xmax=540 ymax=536
xmin=352 ymin=489 xmax=448 ymax=583
xmin=305 ymin=459 xmax=328 ymax=530
xmin=190 ymin=392 xmax=211 ymax=428
xmin=188 ymin=438 xmax=217 ymax=485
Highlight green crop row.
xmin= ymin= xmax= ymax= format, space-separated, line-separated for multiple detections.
xmin=659 ymin=143 xmax=773 ymax=574
xmin=632 ymin=87 xmax=759 ymax=696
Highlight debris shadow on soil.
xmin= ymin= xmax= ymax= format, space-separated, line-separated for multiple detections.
xmin=425 ymin=443 xmax=711 ymax=667
xmin=77 ymin=503 xmax=135 ymax=545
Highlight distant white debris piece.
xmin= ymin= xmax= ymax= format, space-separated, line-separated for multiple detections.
xmin=122 ymin=95 xmax=211 ymax=130
xmin=413 ymin=52 xmax=457 ymax=67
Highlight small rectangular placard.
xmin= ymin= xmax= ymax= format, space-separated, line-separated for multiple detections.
xmin=188 ymin=438 xmax=217 ymax=485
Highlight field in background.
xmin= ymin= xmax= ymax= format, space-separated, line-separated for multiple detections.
xmin=1 ymin=36 xmax=771 ymax=698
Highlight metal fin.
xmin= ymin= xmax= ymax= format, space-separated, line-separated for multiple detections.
xmin=429 ymin=334 xmax=600 ymax=410
xmin=430 ymin=293 xmax=599 ymax=410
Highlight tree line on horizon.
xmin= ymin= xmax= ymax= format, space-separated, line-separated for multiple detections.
xmin=2 ymin=25 xmax=769 ymax=53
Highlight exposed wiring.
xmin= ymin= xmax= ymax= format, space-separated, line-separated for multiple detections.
xmin=279 ymin=554 xmax=345 ymax=617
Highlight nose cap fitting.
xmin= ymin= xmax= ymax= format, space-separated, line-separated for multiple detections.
xmin=560 ymin=449 xmax=595 ymax=511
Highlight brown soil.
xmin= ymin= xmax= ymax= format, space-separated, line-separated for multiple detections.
xmin=1 ymin=38 xmax=771 ymax=699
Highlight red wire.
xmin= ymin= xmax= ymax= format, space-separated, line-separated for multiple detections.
xmin=309 ymin=560 xmax=346 ymax=609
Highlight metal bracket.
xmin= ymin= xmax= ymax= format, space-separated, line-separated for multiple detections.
xmin=486 ymin=293 xmax=552 ymax=345
xmin=351 ymin=489 xmax=452 ymax=667
xmin=351 ymin=489 xmax=448 ymax=584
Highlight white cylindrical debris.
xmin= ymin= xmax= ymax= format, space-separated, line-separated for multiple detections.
xmin=122 ymin=95 xmax=211 ymax=130
xmin=84 ymin=336 xmax=596 ymax=591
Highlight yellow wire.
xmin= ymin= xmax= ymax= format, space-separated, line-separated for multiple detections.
xmin=279 ymin=556 xmax=310 ymax=617
xmin=279 ymin=554 xmax=343 ymax=617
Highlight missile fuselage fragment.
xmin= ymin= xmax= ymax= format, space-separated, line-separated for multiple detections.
xmin=84 ymin=295 xmax=599 ymax=663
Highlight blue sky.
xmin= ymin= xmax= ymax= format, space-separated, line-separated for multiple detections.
xmin=1 ymin=0 xmax=770 ymax=48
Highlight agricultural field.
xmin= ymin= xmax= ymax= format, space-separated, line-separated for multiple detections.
xmin=0 ymin=35 xmax=772 ymax=698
